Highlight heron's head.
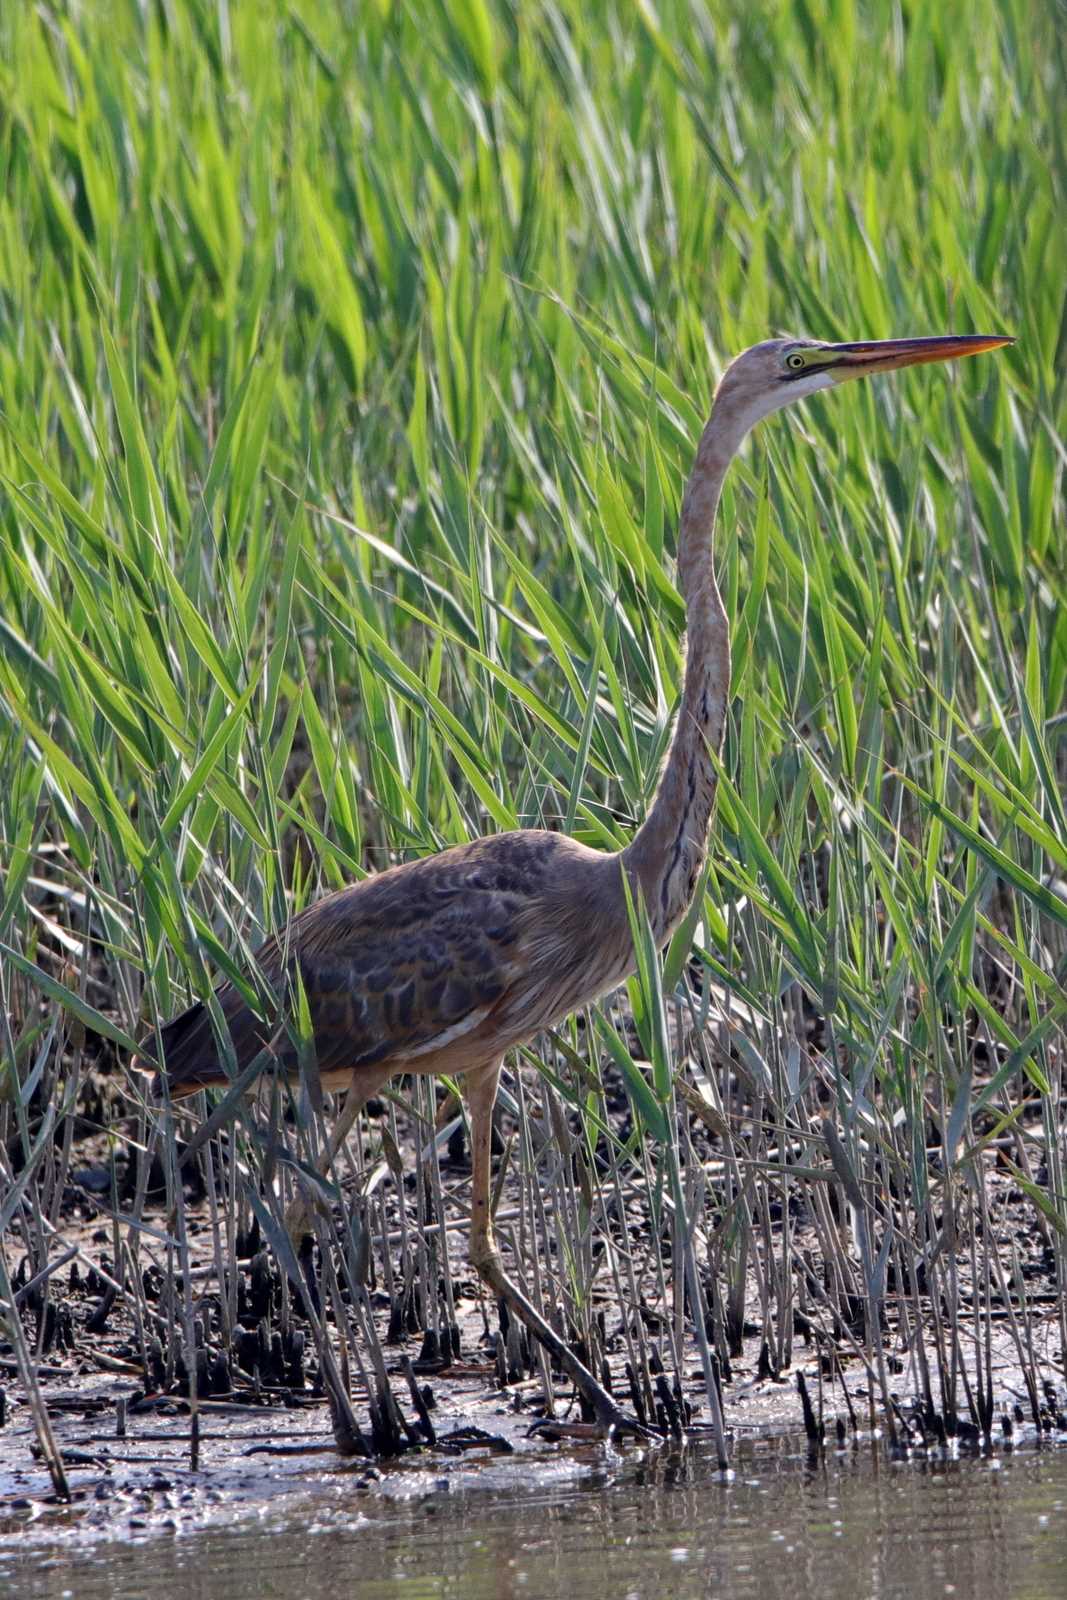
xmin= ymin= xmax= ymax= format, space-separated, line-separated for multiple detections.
xmin=710 ymin=333 xmax=1012 ymax=450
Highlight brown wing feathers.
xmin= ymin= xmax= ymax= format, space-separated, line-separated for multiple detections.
xmin=139 ymin=834 xmax=541 ymax=1098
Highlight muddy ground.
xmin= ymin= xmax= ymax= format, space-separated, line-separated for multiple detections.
xmin=3 ymin=1172 xmax=1065 ymax=1555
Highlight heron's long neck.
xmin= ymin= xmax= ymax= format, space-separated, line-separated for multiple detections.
xmin=624 ymin=413 xmax=733 ymax=939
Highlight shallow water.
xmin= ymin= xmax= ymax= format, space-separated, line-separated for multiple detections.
xmin=5 ymin=1433 xmax=1067 ymax=1600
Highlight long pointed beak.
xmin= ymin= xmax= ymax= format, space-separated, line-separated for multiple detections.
xmin=826 ymin=333 xmax=1013 ymax=381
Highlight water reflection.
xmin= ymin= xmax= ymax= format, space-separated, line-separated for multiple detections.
xmin=4 ymin=1433 xmax=1067 ymax=1600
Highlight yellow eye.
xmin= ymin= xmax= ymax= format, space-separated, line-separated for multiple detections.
xmin=786 ymin=352 xmax=806 ymax=370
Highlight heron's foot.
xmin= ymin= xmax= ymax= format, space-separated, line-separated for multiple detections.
xmin=586 ymin=1389 xmax=659 ymax=1442
xmin=470 ymin=1244 xmax=657 ymax=1443
xmin=529 ymin=1406 xmax=657 ymax=1443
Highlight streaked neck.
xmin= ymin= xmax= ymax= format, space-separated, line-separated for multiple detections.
xmin=623 ymin=418 xmax=732 ymax=939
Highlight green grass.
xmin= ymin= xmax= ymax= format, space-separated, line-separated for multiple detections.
xmin=0 ymin=0 xmax=1064 ymax=1446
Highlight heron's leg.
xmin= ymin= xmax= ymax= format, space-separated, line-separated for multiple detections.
xmin=465 ymin=1058 xmax=504 ymax=1270
xmin=465 ymin=1059 xmax=650 ymax=1440
xmin=286 ymin=1064 xmax=395 ymax=1245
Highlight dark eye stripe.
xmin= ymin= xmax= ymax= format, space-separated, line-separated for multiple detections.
xmin=780 ymin=350 xmax=842 ymax=382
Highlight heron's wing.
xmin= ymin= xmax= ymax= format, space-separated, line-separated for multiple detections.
xmin=147 ymin=843 xmax=531 ymax=1095
xmin=284 ymin=886 xmax=523 ymax=1076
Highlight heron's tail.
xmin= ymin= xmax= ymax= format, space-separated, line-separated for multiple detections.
xmin=131 ymin=1000 xmax=229 ymax=1099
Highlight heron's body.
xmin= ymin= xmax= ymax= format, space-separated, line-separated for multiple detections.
xmin=139 ymin=330 xmax=1010 ymax=1437
xmin=154 ymin=829 xmax=638 ymax=1097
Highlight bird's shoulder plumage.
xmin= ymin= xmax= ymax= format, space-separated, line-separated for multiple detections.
xmin=142 ymin=829 xmax=618 ymax=1097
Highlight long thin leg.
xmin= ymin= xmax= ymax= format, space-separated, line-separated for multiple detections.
xmin=465 ymin=1058 xmax=649 ymax=1439
xmin=286 ymin=1064 xmax=395 ymax=1244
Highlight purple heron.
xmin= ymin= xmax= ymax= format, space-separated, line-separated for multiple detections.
xmin=137 ymin=332 xmax=1011 ymax=1437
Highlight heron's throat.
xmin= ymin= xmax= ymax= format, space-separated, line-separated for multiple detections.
xmin=625 ymin=429 xmax=731 ymax=941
